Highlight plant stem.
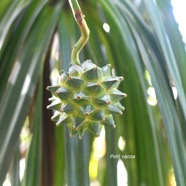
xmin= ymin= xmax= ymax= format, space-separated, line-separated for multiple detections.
xmin=68 ymin=0 xmax=90 ymax=65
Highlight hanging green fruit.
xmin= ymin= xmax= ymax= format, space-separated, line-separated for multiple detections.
xmin=47 ymin=0 xmax=126 ymax=138
xmin=47 ymin=60 xmax=126 ymax=138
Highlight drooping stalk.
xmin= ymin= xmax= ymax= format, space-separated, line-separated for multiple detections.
xmin=68 ymin=0 xmax=90 ymax=65
xmin=62 ymin=2 xmax=90 ymax=186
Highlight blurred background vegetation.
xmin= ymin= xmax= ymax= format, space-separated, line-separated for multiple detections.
xmin=0 ymin=0 xmax=186 ymax=185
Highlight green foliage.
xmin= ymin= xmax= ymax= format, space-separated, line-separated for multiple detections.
xmin=0 ymin=0 xmax=185 ymax=185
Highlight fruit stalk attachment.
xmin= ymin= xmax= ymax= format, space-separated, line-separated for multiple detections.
xmin=47 ymin=0 xmax=127 ymax=138
xmin=68 ymin=0 xmax=90 ymax=65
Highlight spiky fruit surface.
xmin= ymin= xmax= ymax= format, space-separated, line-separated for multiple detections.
xmin=47 ymin=60 xmax=126 ymax=138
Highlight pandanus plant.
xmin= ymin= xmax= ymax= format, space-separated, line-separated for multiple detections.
xmin=47 ymin=0 xmax=127 ymax=138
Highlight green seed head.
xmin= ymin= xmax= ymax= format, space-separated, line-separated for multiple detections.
xmin=47 ymin=60 xmax=126 ymax=138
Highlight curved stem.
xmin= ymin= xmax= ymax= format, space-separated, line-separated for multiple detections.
xmin=68 ymin=0 xmax=90 ymax=65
